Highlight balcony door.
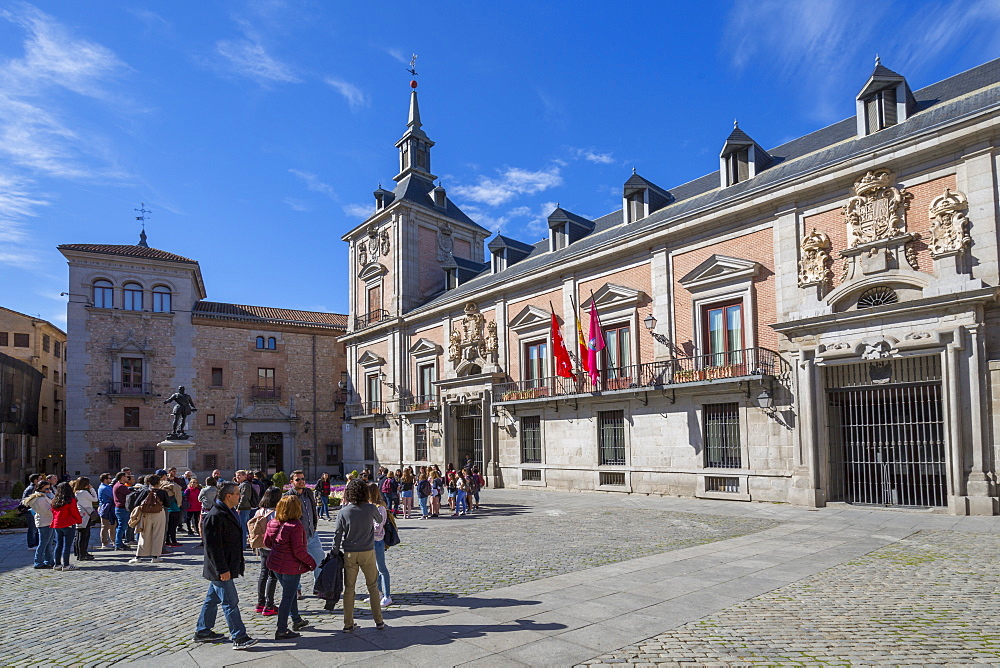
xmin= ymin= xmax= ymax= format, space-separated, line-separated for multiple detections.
xmin=703 ymin=301 xmax=744 ymax=367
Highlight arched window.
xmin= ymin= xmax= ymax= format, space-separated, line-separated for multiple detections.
xmin=93 ymin=280 xmax=113 ymax=308
xmin=123 ymin=283 xmax=143 ymax=311
xmin=267 ymin=337 xmax=276 ymax=350
xmin=857 ymin=286 xmax=899 ymax=309
xmin=256 ymin=336 xmax=265 ymax=349
xmin=152 ymin=285 xmax=172 ymax=313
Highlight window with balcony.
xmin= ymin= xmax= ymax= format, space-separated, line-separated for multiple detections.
xmin=152 ymin=285 xmax=172 ymax=313
xmin=256 ymin=368 xmax=277 ymax=399
xmin=703 ymin=300 xmax=744 ymax=366
xmin=524 ymin=340 xmax=547 ymax=389
xmin=123 ymin=283 xmax=143 ymax=311
xmin=414 ymin=424 xmax=428 ymax=461
xmin=363 ymin=427 xmax=375 ymax=460
xmin=93 ymin=280 xmax=113 ymax=308
xmin=598 ymin=409 xmax=626 ymax=465
xmin=365 ymin=373 xmax=381 ymax=411
xmin=414 ymin=363 xmax=435 ymax=408
xmin=121 ymin=358 xmax=144 ymax=394
xmin=521 ymin=415 xmax=542 ymax=463
xmin=123 ymin=407 xmax=140 ymax=429
xmin=602 ymin=323 xmax=632 ymax=389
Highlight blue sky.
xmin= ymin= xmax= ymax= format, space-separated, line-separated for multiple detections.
xmin=2 ymin=0 xmax=1000 ymax=327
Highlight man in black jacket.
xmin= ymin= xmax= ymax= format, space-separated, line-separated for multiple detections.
xmin=194 ymin=482 xmax=257 ymax=650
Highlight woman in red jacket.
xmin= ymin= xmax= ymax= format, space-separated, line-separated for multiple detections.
xmin=263 ymin=495 xmax=316 ymax=640
xmin=51 ymin=482 xmax=83 ymax=571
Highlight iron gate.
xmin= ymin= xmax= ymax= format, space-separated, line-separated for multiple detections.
xmin=827 ymin=378 xmax=946 ymax=507
xmin=455 ymin=403 xmax=483 ymax=470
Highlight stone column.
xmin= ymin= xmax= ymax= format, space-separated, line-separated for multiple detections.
xmin=965 ymin=323 xmax=997 ymax=514
xmin=789 ymin=349 xmax=822 ymax=507
xmin=945 ymin=333 xmax=968 ymax=513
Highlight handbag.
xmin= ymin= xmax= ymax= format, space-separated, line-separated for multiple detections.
xmin=89 ymin=509 xmax=100 ymax=524
xmin=383 ymin=513 xmax=400 ymax=548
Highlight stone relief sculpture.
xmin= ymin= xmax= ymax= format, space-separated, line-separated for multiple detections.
xmin=437 ymin=222 xmax=455 ymax=264
xmin=485 ymin=321 xmax=499 ymax=356
xmin=379 ymin=228 xmax=391 ymax=257
xmin=842 ymin=168 xmax=912 ymax=247
xmin=462 ymin=302 xmax=485 ymax=344
xmin=798 ymin=228 xmax=832 ymax=287
xmin=448 ymin=330 xmax=463 ymax=365
xmin=928 ymin=188 xmax=971 ymax=257
xmin=860 ymin=340 xmax=892 ymax=360
xmin=357 ymin=240 xmax=367 ymax=267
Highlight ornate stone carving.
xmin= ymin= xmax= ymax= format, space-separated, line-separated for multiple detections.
xmin=379 ymin=228 xmax=390 ymax=256
xmin=904 ymin=331 xmax=932 ymax=341
xmin=462 ymin=302 xmax=485 ymax=344
xmin=904 ymin=240 xmax=919 ymax=270
xmin=357 ymin=240 xmax=367 ymax=266
xmin=860 ymin=340 xmax=892 ymax=360
xmin=437 ymin=222 xmax=455 ymax=264
xmin=448 ymin=330 xmax=462 ymax=365
xmin=842 ymin=169 xmax=912 ymax=247
xmin=928 ymin=188 xmax=971 ymax=257
xmin=798 ymin=229 xmax=832 ymax=287
xmin=485 ymin=321 xmax=499 ymax=355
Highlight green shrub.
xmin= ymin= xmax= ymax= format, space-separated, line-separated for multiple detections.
xmin=10 ymin=481 xmax=24 ymax=500
xmin=271 ymin=471 xmax=288 ymax=489
xmin=0 ymin=510 xmax=28 ymax=530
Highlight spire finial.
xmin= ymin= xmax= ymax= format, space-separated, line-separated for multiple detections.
xmin=632 ymin=166 xmax=636 ymax=175
xmin=134 ymin=202 xmax=151 ymax=247
xmin=734 ymin=118 xmax=739 ymax=129
xmin=875 ymin=53 xmax=880 ymax=66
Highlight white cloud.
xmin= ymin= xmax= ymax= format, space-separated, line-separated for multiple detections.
xmin=571 ymin=148 xmax=615 ymax=164
xmin=384 ymin=48 xmax=409 ymax=64
xmin=524 ymin=201 xmax=558 ymax=238
xmin=343 ymin=203 xmax=372 ymax=219
xmin=453 ymin=166 xmax=562 ymax=207
xmin=216 ymin=23 xmax=299 ymax=84
xmin=324 ymin=77 xmax=369 ymax=112
xmin=282 ymin=197 xmax=309 ymax=212
xmin=288 ymin=169 xmax=337 ymax=199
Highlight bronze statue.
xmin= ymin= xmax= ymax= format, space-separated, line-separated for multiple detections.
xmin=164 ymin=385 xmax=197 ymax=439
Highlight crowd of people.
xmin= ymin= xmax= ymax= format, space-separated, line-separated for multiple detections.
xmin=19 ymin=457 xmax=487 ymax=651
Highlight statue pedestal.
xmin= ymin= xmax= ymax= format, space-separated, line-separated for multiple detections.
xmin=159 ymin=439 xmax=196 ymax=472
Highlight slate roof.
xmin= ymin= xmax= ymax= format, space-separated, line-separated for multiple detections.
xmin=57 ymin=244 xmax=198 ymax=264
xmin=392 ymin=174 xmax=489 ymax=234
xmin=409 ymin=58 xmax=1000 ymax=316
xmin=193 ymin=301 xmax=347 ymax=330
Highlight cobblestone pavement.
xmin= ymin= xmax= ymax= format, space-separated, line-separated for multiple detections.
xmin=579 ymin=529 xmax=1000 ymax=666
xmin=0 ymin=490 xmax=776 ymax=667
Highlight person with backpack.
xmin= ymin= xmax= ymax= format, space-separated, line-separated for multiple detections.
xmin=467 ymin=467 xmax=483 ymax=511
xmin=128 ymin=473 xmax=169 ymax=564
xmin=415 ymin=472 xmax=431 ymax=520
xmin=236 ymin=470 xmax=259 ymax=548
xmin=380 ymin=471 xmax=399 ymax=516
xmin=264 ymin=495 xmax=316 ymax=640
xmin=249 ymin=487 xmax=282 ymax=617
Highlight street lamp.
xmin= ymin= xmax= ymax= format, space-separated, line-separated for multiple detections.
xmin=303 ymin=420 xmax=311 ymax=434
xmin=756 ymin=384 xmax=774 ymax=411
xmin=222 ymin=419 xmax=230 ymax=434
xmin=643 ymin=313 xmax=675 ymax=350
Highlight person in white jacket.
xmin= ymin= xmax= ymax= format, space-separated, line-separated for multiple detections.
xmin=72 ymin=477 xmax=99 ymax=561
xmin=25 ymin=480 xmax=54 ymax=569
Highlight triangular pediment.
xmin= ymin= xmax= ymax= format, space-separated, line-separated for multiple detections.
xmin=408 ymin=337 xmax=441 ymax=358
xmin=509 ymin=305 xmax=550 ymax=332
xmin=582 ymin=283 xmax=644 ymax=310
xmin=357 ymin=350 xmax=386 ymax=368
xmin=358 ymin=262 xmax=387 ymax=282
xmin=679 ymin=255 xmax=760 ymax=291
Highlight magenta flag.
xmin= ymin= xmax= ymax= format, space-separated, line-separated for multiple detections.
xmin=586 ymin=302 xmax=605 ymax=386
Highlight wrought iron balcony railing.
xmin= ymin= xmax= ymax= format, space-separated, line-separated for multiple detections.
xmin=494 ymin=347 xmax=785 ymax=403
xmin=251 ymin=385 xmax=281 ymax=400
xmin=107 ymin=381 xmax=153 ymax=396
xmin=345 ymin=400 xmax=394 ymax=418
xmin=354 ymin=309 xmax=390 ymax=330
xmin=398 ymin=394 xmax=438 ymax=413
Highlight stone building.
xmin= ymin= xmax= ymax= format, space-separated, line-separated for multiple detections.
xmin=0 ymin=307 xmax=66 ymax=488
xmin=58 ymin=240 xmax=347 ymax=479
xmin=341 ymin=58 xmax=1000 ymax=515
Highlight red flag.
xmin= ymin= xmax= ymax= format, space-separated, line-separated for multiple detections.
xmin=551 ymin=311 xmax=574 ymax=379
xmin=575 ymin=308 xmax=589 ymax=375
xmin=586 ymin=301 xmax=605 ymax=386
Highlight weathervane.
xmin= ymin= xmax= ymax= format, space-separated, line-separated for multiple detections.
xmin=134 ymin=202 xmax=151 ymax=247
xmin=407 ymin=53 xmax=418 ymax=77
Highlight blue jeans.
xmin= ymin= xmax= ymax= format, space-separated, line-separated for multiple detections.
xmin=417 ymin=496 xmax=429 ymax=517
xmin=373 ymin=539 xmax=390 ymax=598
xmin=318 ymin=494 xmax=330 ymax=519
xmin=197 ymin=578 xmax=248 ymax=642
xmin=34 ymin=526 xmax=54 ymax=567
xmin=275 ymin=572 xmax=302 ymax=632
xmin=114 ymin=508 xmax=129 ymax=548
xmin=54 ymin=527 xmax=75 ymax=566
xmin=26 ymin=521 xmax=38 ymax=549
xmin=455 ymin=490 xmax=468 ymax=513
xmin=239 ymin=509 xmax=252 ymax=546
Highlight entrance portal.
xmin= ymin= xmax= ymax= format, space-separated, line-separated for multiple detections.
xmin=826 ymin=357 xmax=946 ymax=507
xmin=249 ymin=432 xmax=284 ymax=474
xmin=455 ymin=403 xmax=483 ymax=470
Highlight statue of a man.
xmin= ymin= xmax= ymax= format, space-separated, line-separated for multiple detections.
xmin=164 ymin=385 xmax=197 ymax=438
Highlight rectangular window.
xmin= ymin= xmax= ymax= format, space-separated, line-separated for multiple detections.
xmin=704 ymin=403 xmax=741 ymax=468
xmin=206 ymin=413 xmax=216 ymax=426
xmin=211 ymin=367 xmax=223 ymax=386
xmin=123 ymin=285 xmax=143 ymax=311
xmin=363 ymin=427 xmax=375 ymax=460
xmin=326 ymin=442 xmax=339 ymax=465
xmin=107 ymin=449 xmax=121 ymax=471
xmin=53 ymin=408 xmax=60 ymax=430
xmin=121 ymin=358 xmax=143 ymax=393
xmin=444 ymin=269 xmax=457 ymax=290
xmin=123 ymin=407 xmax=140 ymax=429
xmin=704 ymin=300 xmax=744 ymax=365
xmin=367 ymin=285 xmax=382 ymax=315
xmin=152 ymin=288 xmax=171 ymax=313
xmin=204 ymin=453 xmax=217 ymax=470
xmin=521 ymin=469 xmax=542 ymax=482
xmin=726 ymin=148 xmax=750 ymax=185
xmin=54 ymin=341 xmax=61 ymax=358
xmin=524 ymin=340 xmax=547 ymax=388
xmin=53 ymin=370 xmax=59 ymax=385
xmin=13 ymin=333 xmax=29 ymax=348
xmin=41 ymin=406 xmax=48 ymax=422
xmin=602 ymin=323 xmax=632 ymax=388
xmin=41 ymin=365 xmax=48 ymax=378
xmin=256 ymin=368 xmax=276 ymax=399
xmin=42 ymin=334 xmax=50 ymax=353
xmin=0 ymin=333 xmax=6 ymax=346
xmin=598 ymin=409 xmax=626 ymax=465
xmin=417 ymin=363 xmax=435 ymax=400
xmin=365 ymin=373 xmax=381 ymax=409
xmin=520 ymin=415 xmax=542 ymax=463
xmin=414 ymin=424 xmax=428 ymax=461
xmin=141 ymin=448 xmax=156 ymax=470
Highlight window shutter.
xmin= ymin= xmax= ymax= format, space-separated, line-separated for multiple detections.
xmin=882 ymin=87 xmax=897 ymax=127
xmin=737 ymin=149 xmax=749 ymax=182
xmin=865 ymin=96 xmax=880 ymax=133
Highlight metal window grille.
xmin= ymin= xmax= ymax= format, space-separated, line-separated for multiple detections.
xmin=457 ymin=415 xmax=483 ymax=471
xmin=599 ymin=471 xmax=626 ymax=486
xmin=141 ymin=448 xmax=155 ymax=470
xmin=107 ymin=448 xmax=121 ymax=471
xmin=414 ymin=424 xmax=428 ymax=461
xmin=824 ymin=355 xmax=941 ymax=389
xmin=204 ymin=453 xmax=217 ymax=470
xmin=828 ymin=381 xmax=946 ymax=507
xmin=705 ymin=476 xmax=740 ymax=493
xmin=363 ymin=427 xmax=375 ymax=461
xmin=704 ymin=403 xmax=741 ymax=468
xmin=520 ymin=416 xmax=542 ymax=463
xmin=598 ymin=410 xmax=625 ymax=466
xmin=521 ymin=469 xmax=542 ymax=482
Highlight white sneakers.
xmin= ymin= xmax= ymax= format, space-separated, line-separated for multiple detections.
xmin=62 ymin=564 xmax=76 ymax=571
xmin=380 ymin=596 xmax=393 ymax=607
xmin=151 ymin=557 xmax=161 ymax=563
xmin=127 ymin=557 xmax=142 ymax=565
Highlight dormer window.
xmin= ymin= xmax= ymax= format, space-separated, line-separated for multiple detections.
xmin=719 ymin=124 xmax=770 ymax=189
xmin=623 ymin=172 xmax=672 ymax=224
xmin=863 ymin=87 xmax=897 ymax=133
xmin=855 ymin=58 xmax=915 ymax=137
xmin=432 ymin=185 xmax=447 ymax=208
xmin=551 ymin=223 xmax=568 ymax=251
xmin=725 ymin=149 xmax=749 ymax=185
xmin=626 ymin=191 xmax=646 ymax=223
xmin=492 ymin=248 xmax=507 ymax=273
xmin=444 ymin=268 xmax=457 ymax=290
